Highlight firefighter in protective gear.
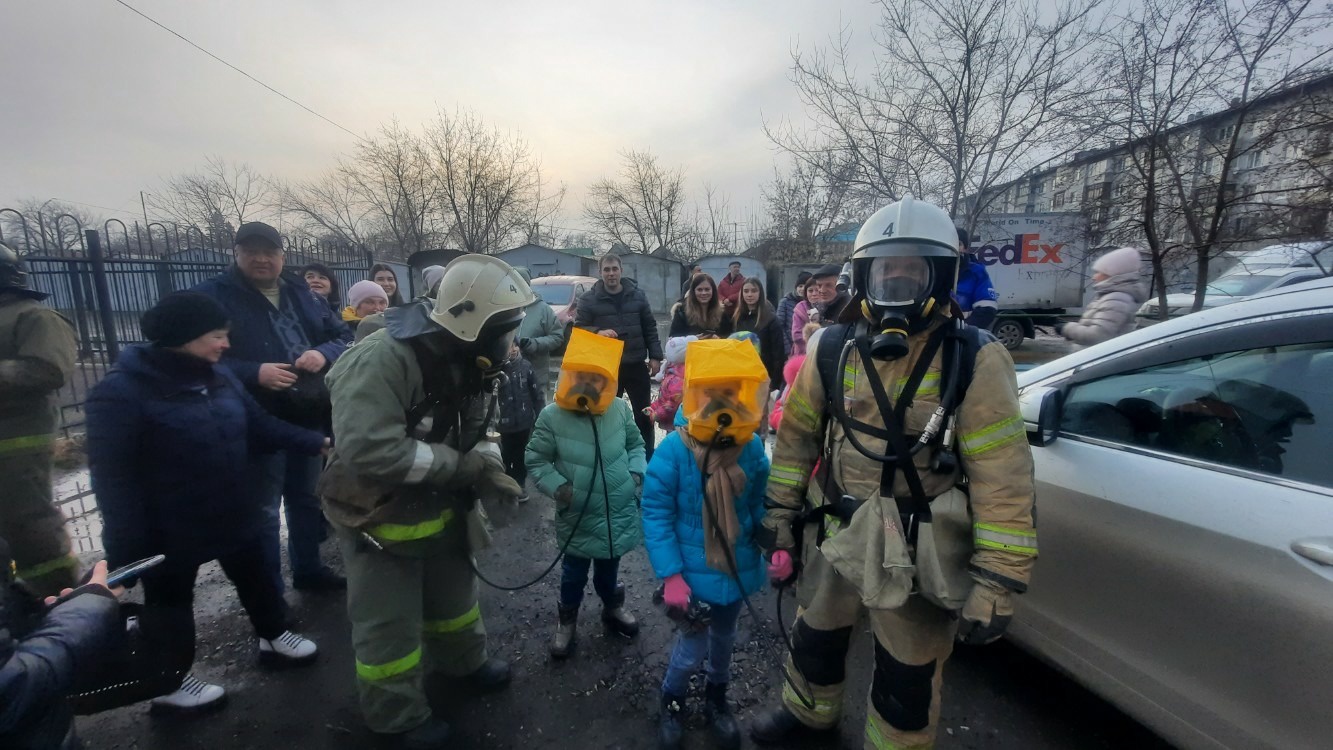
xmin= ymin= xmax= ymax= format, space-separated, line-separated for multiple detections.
xmin=750 ymin=196 xmax=1037 ymax=750
xmin=0 ymin=241 xmax=80 ymax=598
xmin=320 ymin=254 xmax=529 ymax=750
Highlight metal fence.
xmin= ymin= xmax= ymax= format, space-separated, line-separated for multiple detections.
xmin=0 ymin=209 xmax=374 ymax=435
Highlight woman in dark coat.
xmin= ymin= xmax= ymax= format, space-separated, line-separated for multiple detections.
xmin=730 ymin=277 xmax=786 ymax=388
xmin=86 ymin=292 xmax=327 ymax=714
xmin=669 ymin=273 xmax=730 ymax=339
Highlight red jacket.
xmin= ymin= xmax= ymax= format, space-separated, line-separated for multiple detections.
xmin=718 ymin=272 xmax=746 ymax=305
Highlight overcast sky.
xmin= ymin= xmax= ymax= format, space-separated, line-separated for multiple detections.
xmin=1 ymin=0 xmax=883 ymax=233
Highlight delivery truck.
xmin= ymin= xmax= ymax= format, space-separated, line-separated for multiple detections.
xmin=968 ymin=212 xmax=1091 ymax=349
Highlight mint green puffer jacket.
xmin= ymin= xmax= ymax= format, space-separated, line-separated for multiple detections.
xmin=525 ymin=398 xmax=646 ymax=559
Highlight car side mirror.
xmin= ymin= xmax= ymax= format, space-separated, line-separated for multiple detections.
xmin=1020 ymin=386 xmax=1063 ymax=447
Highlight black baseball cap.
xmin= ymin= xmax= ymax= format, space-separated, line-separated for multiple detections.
xmin=234 ymin=221 xmax=282 ymax=250
xmin=810 ymin=263 xmax=842 ymax=280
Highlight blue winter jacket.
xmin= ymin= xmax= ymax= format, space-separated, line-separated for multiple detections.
xmin=192 ymin=267 xmax=351 ymax=395
xmin=641 ymin=410 xmax=771 ymax=606
xmin=86 ymin=345 xmax=325 ymax=569
xmin=954 ymin=260 xmax=999 ymax=313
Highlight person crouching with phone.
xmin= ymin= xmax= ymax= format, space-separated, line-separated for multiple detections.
xmin=0 ymin=538 xmax=122 ymax=749
xmin=86 ymin=293 xmax=330 ymax=713
xmin=641 ymin=338 xmax=771 ymax=750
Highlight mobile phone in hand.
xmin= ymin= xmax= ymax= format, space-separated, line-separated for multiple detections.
xmin=106 ymin=555 xmax=166 ymax=587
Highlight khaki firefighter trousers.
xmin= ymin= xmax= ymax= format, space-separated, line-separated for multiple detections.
xmin=782 ymin=546 xmax=958 ymax=750
xmin=335 ymin=520 xmax=488 ymax=735
xmin=0 ymin=448 xmax=78 ymax=597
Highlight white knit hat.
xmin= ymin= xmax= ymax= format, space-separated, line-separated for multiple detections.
xmin=347 ymin=279 xmax=388 ymax=308
xmin=664 ymin=335 xmax=697 ymax=364
xmin=1093 ymin=247 xmax=1142 ymax=277
xmin=421 ymin=265 xmax=447 ymax=293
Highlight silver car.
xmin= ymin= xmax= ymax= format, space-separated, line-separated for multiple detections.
xmin=1013 ymin=277 xmax=1333 ymax=750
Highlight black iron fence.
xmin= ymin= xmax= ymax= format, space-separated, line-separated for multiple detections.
xmin=0 ymin=210 xmax=374 ymax=435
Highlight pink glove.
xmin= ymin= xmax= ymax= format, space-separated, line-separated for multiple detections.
xmin=663 ymin=573 xmax=691 ymax=611
xmin=769 ymin=550 xmax=794 ymax=583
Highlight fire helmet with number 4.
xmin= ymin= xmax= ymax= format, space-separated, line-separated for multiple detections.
xmin=850 ymin=195 xmax=961 ymax=359
xmin=428 ymin=254 xmax=535 ymax=373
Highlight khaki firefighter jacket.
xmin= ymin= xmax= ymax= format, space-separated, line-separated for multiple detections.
xmin=764 ymin=313 xmax=1037 ymax=599
xmin=0 ymin=295 xmax=76 ymax=455
xmin=320 ymin=327 xmax=491 ymax=548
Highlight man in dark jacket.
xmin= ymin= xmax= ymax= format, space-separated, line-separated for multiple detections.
xmin=193 ymin=221 xmax=352 ymax=593
xmin=0 ymin=539 xmax=121 ymax=750
xmin=575 ymin=253 xmax=664 ymax=458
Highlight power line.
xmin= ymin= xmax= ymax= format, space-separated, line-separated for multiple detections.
xmin=111 ymin=0 xmax=359 ymax=139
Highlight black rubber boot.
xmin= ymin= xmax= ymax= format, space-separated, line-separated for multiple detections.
xmin=550 ymin=605 xmax=578 ymax=659
xmin=750 ymin=704 xmax=830 ymax=745
xmin=705 ymin=682 xmax=741 ymax=750
xmin=601 ymin=584 xmax=640 ymax=638
xmin=401 ymin=718 xmax=451 ymax=750
xmin=463 ymin=657 xmax=511 ymax=693
xmin=659 ymin=692 xmax=685 ymax=750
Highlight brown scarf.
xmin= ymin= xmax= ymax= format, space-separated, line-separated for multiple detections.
xmin=679 ymin=428 xmax=748 ymax=572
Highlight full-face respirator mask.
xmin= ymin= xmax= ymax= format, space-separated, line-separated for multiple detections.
xmin=682 ymin=338 xmax=769 ymax=446
xmin=849 ymin=195 xmax=962 ymax=360
xmin=555 ymin=327 xmax=625 ymax=415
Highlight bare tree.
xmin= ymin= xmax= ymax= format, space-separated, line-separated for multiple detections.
xmin=1093 ymin=0 xmax=1333 ymax=315
xmin=0 ymin=199 xmax=102 ymax=255
xmin=770 ymin=0 xmax=1102 ymax=219
xmin=274 ymin=171 xmax=375 ymax=248
xmin=147 ymin=156 xmax=270 ymax=244
xmin=584 ymin=149 xmax=690 ymax=255
xmin=425 ymin=109 xmax=563 ymax=255
xmin=338 ymin=120 xmax=444 ymax=260
xmin=763 ymin=155 xmax=865 ymax=240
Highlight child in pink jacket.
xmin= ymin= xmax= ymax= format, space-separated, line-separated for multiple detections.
xmin=645 ymin=336 xmax=695 ymax=430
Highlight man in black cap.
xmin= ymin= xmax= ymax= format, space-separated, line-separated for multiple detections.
xmin=808 ymin=262 xmax=852 ymax=324
xmin=194 ymin=222 xmax=352 ymax=593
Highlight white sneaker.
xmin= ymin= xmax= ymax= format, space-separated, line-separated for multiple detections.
xmin=258 ymin=630 xmax=318 ymax=665
xmin=151 ymin=674 xmax=227 ymax=713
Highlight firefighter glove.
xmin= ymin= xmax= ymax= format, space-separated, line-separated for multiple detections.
xmin=454 ymin=442 xmax=504 ymax=485
xmin=956 ymin=583 xmax=1013 ymax=646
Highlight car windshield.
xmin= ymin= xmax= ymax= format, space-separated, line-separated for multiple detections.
xmin=533 ymin=283 xmax=574 ymax=305
xmin=1205 ymin=275 xmax=1275 ymax=297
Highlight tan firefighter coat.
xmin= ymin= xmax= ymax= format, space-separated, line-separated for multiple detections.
xmin=764 ymin=313 xmax=1037 ymax=600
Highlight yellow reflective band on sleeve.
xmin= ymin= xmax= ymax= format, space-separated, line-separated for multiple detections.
xmin=974 ymin=523 xmax=1038 ymax=556
xmin=356 ymin=647 xmax=422 ymax=682
xmin=423 ymin=603 xmax=481 ymax=634
xmin=15 ymin=554 xmax=77 ymax=581
xmin=0 ymin=434 xmax=55 ymax=455
xmin=786 ymin=391 xmax=820 ymax=429
xmin=893 ymin=371 xmax=940 ymax=400
xmin=958 ymin=415 xmax=1024 ymax=457
xmin=368 ymin=509 xmax=455 ymax=542
xmin=770 ymin=464 xmax=808 ymax=488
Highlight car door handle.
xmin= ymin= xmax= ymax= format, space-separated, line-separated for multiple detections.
xmin=1291 ymin=538 xmax=1333 ymax=566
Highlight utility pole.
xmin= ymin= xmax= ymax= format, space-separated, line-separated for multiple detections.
xmin=140 ymin=191 xmax=151 ymax=231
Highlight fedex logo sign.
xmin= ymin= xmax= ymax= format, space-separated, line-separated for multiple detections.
xmin=974 ymin=233 xmax=1064 ymax=266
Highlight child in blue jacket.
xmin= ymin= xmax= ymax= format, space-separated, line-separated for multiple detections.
xmin=642 ymin=406 xmax=771 ymax=750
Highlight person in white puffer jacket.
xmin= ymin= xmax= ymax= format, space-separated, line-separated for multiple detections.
xmin=1057 ymin=247 xmax=1148 ymax=347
